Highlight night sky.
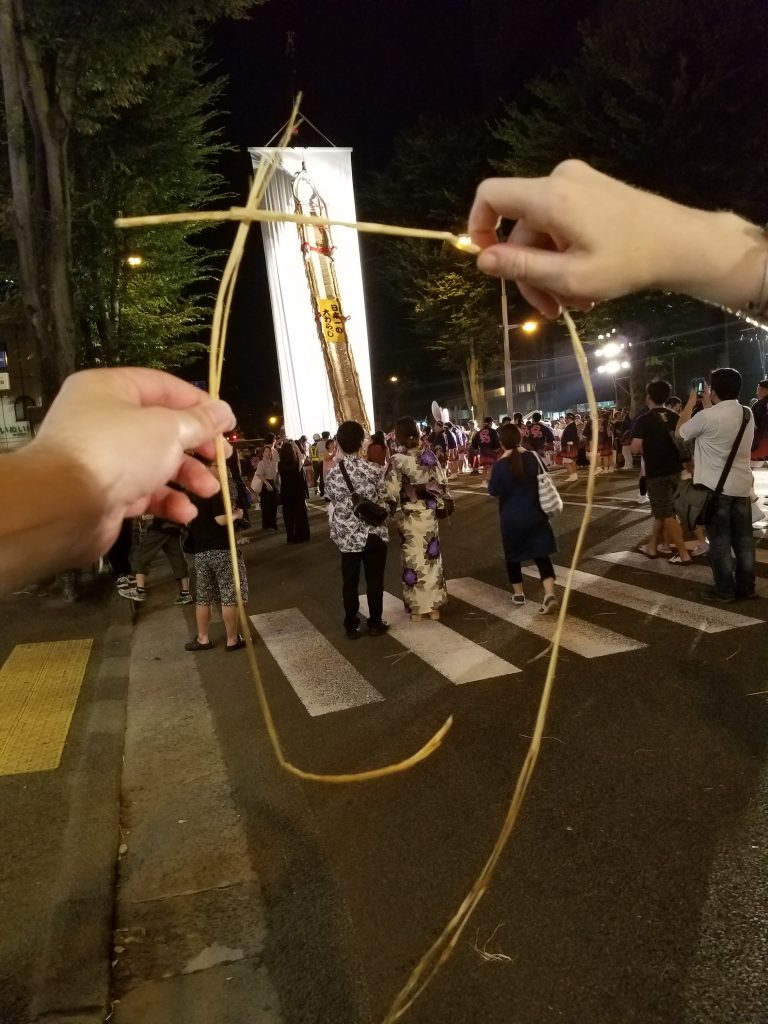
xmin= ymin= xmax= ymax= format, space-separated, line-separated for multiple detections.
xmin=203 ymin=0 xmax=602 ymax=433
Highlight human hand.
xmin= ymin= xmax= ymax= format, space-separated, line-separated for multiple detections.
xmin=34 ymin=367 xmax=235 ymax=547
xmin=468 ymin=159 xmax=766 ymax=318
xmin=701 ymin=384 xmax=712 ymax=408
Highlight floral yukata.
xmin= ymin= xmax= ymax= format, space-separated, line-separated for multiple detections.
xmin=386 ymin=447 xmax=449 ymax=615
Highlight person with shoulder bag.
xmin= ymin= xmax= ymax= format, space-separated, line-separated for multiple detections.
xmin=488 ymin=423 xmax=559 ymax=615
xmin=676 ymin=368 xmax=756 ymax=602
xmin=324 ymin=421 xmax=391 ymax=639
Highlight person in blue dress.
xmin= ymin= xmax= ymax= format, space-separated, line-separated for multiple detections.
xmin=488 ymin=423 xmax=559 ymax=614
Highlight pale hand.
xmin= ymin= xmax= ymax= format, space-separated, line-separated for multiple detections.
xmin=34 ymin=367 xmax=235 ymax=546
xmin=468 ymin=159 xmax=767 ymax=318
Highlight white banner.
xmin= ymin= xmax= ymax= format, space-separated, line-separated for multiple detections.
xmin=248 ymin=146 xmax=374 ymax=439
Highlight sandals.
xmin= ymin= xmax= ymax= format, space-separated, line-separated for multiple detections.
xmin=226 ymin=635 xmax=246 ymax=651
xmin=185 ymin=638 xmax=214 ymax=651
xmin=668 ymin=554 xmax=693 ymax=565
xmin=637 ymin=545 xmax=658 ymax=559
xmin=511 ymin=594 xmax=526 ymax=606
xmin=539 ymin=594 xmax=559 ymax=615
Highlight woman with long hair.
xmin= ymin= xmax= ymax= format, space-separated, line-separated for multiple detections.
xmin=488 ymin=423 xmax=558 ymax=614
xmin=386 ymin=415 xmax=450 ymax=621
xmin=278 ymin=442 xmax=310 ymax=544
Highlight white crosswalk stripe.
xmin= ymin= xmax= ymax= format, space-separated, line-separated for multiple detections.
xmin=596 ymin=550 xmax=768 ymax=595
xmin=524 ymin=564 xmax=762 ymax=632
xmin=447 ymin=577 xmax=645 ymax=658
xmin=359 ymin=592 xmax=520 ymax=684
xmin=250 ymin=608 xmax=383 ymax=716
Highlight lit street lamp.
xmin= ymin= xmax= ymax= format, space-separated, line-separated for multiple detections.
xmin=125 ymin=254 xmax=144 ymax=268
xmin=389 ymin=375 xmax=399 ymax=383
xmin=500 ymin=279 xmax=539 ymax=418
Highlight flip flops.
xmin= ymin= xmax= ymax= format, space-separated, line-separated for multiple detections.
xmin=668 ymin=554 xmax=693 ymax=565
xmin=637 ymin=545 xmax=658 ymax=559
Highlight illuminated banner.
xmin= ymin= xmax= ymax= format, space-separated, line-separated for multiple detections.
xmin=248 ymin=146 xmax=374 ymax=438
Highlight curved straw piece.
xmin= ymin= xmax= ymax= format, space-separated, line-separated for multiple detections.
xmin=379 ymin=309 xmax=599 ymax=1024
xmin=116 ymin=207 xmax=481 ymax=254
xmin=203 ymin=96 xmax=452 ymax=784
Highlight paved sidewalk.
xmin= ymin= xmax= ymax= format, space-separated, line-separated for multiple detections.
xmin=0 ymin=581 xmax=130 ymax=1024
xmin=111 ymin=589 xmax=284 ymax=1024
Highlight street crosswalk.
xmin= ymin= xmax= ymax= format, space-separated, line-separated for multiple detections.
xmin=447 ymin=577 xmax=645 ymax=658
xmin=248 ymin=548 xmax=766 ymax=720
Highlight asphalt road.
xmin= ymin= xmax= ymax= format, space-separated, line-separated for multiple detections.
xmin=188 ymin=470 xmax=768 ymax=1024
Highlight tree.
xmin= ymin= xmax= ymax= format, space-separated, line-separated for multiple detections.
xmin=364 ymin=116 xmax=523 ymax=420
xmin=0 ymin=0 xmax=255 ymax=402
xmin=492 ymin=0 xmax=768 ymax=371
xmin=73 ymin=56 xmax=229 ymax=369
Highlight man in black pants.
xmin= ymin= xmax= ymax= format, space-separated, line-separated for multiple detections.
xmin=324 ymin=420 xmax=390 ymax=638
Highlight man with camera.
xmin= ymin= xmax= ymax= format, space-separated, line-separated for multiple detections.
xmin=325 ymin=420 xmax=391 ymax=639
xmin=677 ymin=368 xmax=756 ymax=602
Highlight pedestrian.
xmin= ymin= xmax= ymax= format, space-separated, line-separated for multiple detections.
xmin=630 ymin=379 xmax=691 ymax=564
xmin=278 ymin=442 xmax=310 ymax=544
xmin=252 ymin=441 xmax=279 ymax=531
xmin=386 ymin=415 xmax=450 ymax=622
xmin=488 ymin=423 xmax=559 ymax=614
xmin=315 ymin=431 xmax=331 ymax=495
xmin=324 ymin=420 xmax=390 ymax=638
xmin=750 ymin=378 xmax=768 ymax=465
xmin=560 ymin=412 xmax=579 ymax=482
xmin=677 ymin=368 xmax=756 ymax=601
xmin=184 ymin=458 xmax=247 ymax=652
xmin=470 ymin=416 xmax=502 ymax=480
xmin=367 ymin=430 xmax=388 ymax=467
xmin=119 ymin=513 xmax=193 ymax=604
xmin=526 ymin=412 xmax=554 ymax=465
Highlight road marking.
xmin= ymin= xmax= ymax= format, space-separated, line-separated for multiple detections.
xmin=525 ymin=565 xmax=762 ymax=632
xmin=250 ymin=608 xmax=383 ymax=716
xmin=0 ymin=639 xmax=93 ymax=776
xmin=562 ymin=501 xmax=648 ymax=514
xmin=447 ymin=577 xmax=645 ymax=658
xmin=360 ymin=592 xmax=520 ymax=684
xmin=595 ymin=550 xmax=768 ymax=596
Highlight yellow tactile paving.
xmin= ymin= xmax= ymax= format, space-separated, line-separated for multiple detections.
xmin=0 ymin=639 xmax=93 ymax=776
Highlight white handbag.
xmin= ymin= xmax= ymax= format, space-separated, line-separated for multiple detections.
xmin=249 ymin=474 xmax=264 ymax=497
xmin=532 ymin=452 xmax=563 ymax=517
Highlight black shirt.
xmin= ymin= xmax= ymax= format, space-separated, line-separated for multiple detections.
xmin=187 ymin=493 xmax=229 ymax=552
xmin=631 ymin=407 xmax=681 ymax=478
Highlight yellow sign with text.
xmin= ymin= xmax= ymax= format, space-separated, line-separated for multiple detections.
xmin=317 ymin=298 xmax=348 ymax=345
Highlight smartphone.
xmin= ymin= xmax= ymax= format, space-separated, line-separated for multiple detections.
xmin=696 ymin=380 xmax=705 ymax=397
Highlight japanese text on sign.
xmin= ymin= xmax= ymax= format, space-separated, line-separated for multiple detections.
xmin=317 ymin=297 xmax=348 ymax=345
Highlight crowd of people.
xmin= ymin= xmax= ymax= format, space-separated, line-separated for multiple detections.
xmin=93 ymin=362 xmax=768 ymax=643
xmin=4 ymin=159 xmax=768 ymax=640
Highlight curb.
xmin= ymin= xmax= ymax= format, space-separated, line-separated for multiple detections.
xmin=30 ymin=598 xmax=132 ymax=1024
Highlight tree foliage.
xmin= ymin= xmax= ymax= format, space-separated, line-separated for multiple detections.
xmin=364 ymin=116 xmax=517 ymax=415
xmin=493 ymin=0 xmax=768 ymax=344
xmin=0 ymin=0 xmax=256 ymax=400
xmin=73 ymin=56 xmax=230 ymax=368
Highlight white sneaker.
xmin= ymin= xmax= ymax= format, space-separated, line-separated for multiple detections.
xmin=119 ymin=587 xmax=146 ymax=602
xmin=115 ymin=575 xmax=135 ymax=591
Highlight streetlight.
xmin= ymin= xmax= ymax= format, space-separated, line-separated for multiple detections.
xmin=125 ymin=254 xmax=144 ymax=268
xmin=389 ymin=375 xmax=399 ymax=383
xmin=267 ymin=415 xmax=279 ymax=427
xmin=500 ymin=279 xmax=540 ymax=418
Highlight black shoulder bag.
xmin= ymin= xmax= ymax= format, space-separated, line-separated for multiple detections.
xmin=339 ymin=461 xmax=389 ymax=526
xmin=673 ymin=408 xmax=750 ymax=531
